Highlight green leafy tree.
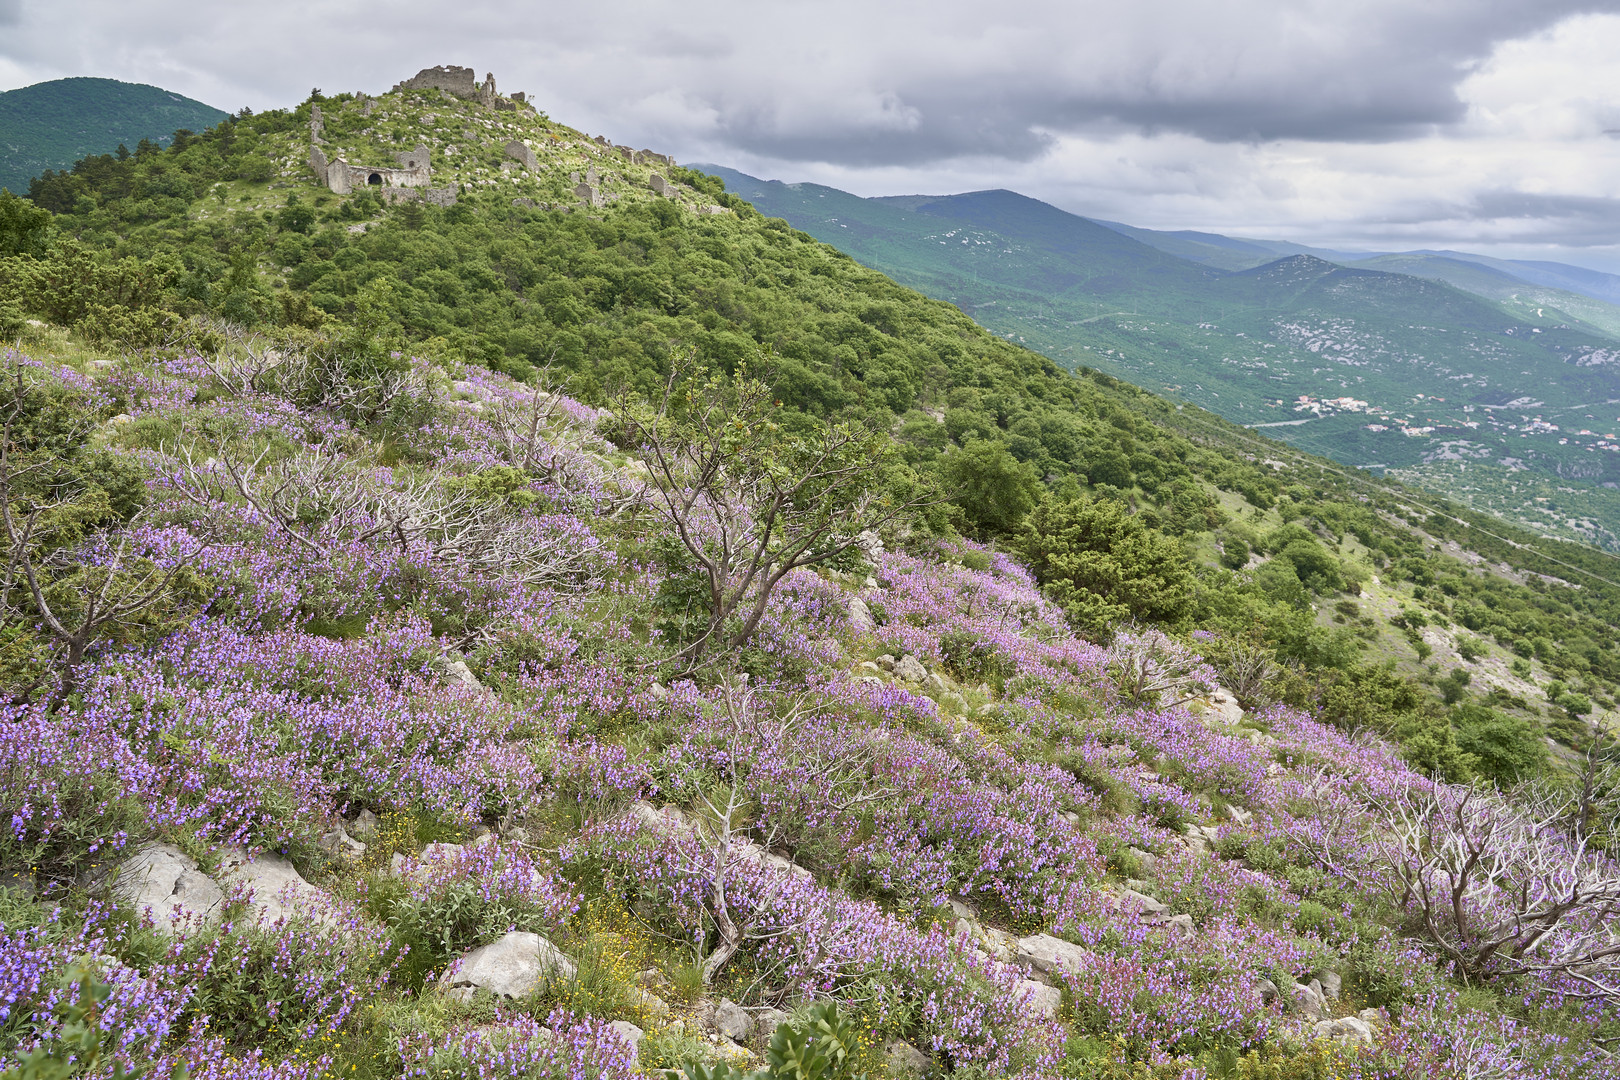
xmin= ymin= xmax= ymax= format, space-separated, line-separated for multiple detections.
xmin=940 ymin=438 xmax=1041 ymax=537
xmin=0 ymin=190 xmax=52 ymax=259
xmin=1017 ymin=495 xmax=1192 ymax=633
xmin=1453 ymin=703 xmax=1547 ymax=785
xmin=613 ymin=355 xmax=924 ymax=666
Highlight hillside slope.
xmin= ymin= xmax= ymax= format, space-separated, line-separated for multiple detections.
xmin=0 ymin=77 xmax=228 ymax=195
xmin=698 ymin=166 xmax=1620 ymax=550
xmin=1 ymin=66 xmax=1620 ymax=1080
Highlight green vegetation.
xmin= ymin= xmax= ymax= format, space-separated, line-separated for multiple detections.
xmin=703 ymin=168 xmax=1620 ymax=549
xmin=0 ymin=84 xmax=1617 ymax=777
xmin=0 ymin=78 xmax=228 ymax=197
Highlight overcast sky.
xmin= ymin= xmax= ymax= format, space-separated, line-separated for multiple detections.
xmin=6 ymin=1 xmax=1620 ymax=270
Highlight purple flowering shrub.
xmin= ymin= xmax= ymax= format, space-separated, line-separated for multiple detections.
xmin=0 ymin=352 xmax=1615 ymax=1079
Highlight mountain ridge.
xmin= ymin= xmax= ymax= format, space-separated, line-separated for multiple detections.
xmin=0 ymin=76 xmax=229 ymax=194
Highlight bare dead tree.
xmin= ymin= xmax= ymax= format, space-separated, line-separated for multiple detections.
xmin=612 ymin=355 xmax=930 ymax=668
xmin=636 ymin=678 xmax=890 ymax=985
xmin=1104 ymin=627 xmax=1216 ymax=708
xmin=189 ymin=319 xmax=307 ymax=398
xmin=1295 ymin=771 xmax=1620 ymax=1003
xmin=169 ymin=445 xmax=600 ymax=590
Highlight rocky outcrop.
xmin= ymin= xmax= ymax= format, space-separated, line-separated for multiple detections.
xmin=1312 ymin=1016 xmax=1374 ymax=1044
xmin=714 ymin=998 xmax=752 ymax=1042
xmin=113 ymin=843 xmax=224 ymax=936
xmin=1016 ymin=933 xmax=1090 ymax=977
xmin=1020 ymin=979 xmax=1063 ymax=1019
xmin=439 ymin=931 xmax=576 ymax=1001
xmin=893 ymin=654 xmax=928 ymax=682
xmin=848 ymin=597 xmax=876 ymax=633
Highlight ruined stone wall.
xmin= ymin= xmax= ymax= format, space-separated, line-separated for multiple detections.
xmin=320 ymin=158 xmax=432 ymax=195
xmin=381 ymin=185 xmax=458 ymax=207
xmin=392 ymin=65 xmax=477 ymax=98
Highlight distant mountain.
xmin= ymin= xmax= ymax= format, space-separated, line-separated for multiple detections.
xmin=0 ymin=77 xmax=228 ymax=194
xmin=695 ymin=164 xmax=1620 ymax=548
xmin=1090 ymin=219 xmax=1374 ymax=271
xmin=1089 ymin=219 xmax=1620 ymax=318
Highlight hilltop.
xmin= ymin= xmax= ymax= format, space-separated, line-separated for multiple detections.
xmin=0 ymin=76 xmax=228 ymax=195
xmin=1 ymin=65 xmax=1619 ymax=1080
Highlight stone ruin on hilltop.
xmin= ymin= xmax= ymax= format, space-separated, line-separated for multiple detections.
xmin=307 ymin=65 xmax=704 ymax=212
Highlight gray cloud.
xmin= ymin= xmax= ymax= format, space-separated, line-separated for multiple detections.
xmin=5 ymin=1 xmax=1615 ymax=162
xmin=5 ymin=1 xmax=1620 ymax=268
xmin=1463 ymin=192 xmax=1620 ymax=246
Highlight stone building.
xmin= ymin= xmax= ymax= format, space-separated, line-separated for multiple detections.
xmin=311 ymin=145 xmax=434 ymax=195
xmin=392 ymin=65 xmax=478 ymax=98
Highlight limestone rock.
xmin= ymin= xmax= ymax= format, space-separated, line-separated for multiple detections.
xmin=1255 ymin=977 xmax=1279 ymax=1004
xmin=1017 ymin=933 xmax=1090 ymax=976
xmin=350 ymin=809 xmax=381 ymax=839
xmin=1119 ymin=889 xmax=1169 ymax=920
xmin=894 ymin=654 xmax=928 ymax=682
xmin=1312 ymin=1016 xmax=1374 ymax=1044
xmin=856 ymin=529 xmax=884 ymax=557
xmin=216 ymin=849 xmax=330 ymax=926
xmin=112 ymin=842 xmax=223 ymax=936
xmin=847 ymin=597 xmax=876 ymax=633
xmin=1358 ymin=1007 xmax=1384 ymax=1025
xmin=1289 ymin=979 xmax=1329 ymax=1019
xmin=441 ymin=658 xmax=484 ymax=692
xmin=1316 ymin=970 xmax=1342 ymax=1002
xmin=982 ymin=926 xmax=1017 ymax=962
xmin=1205 ymin=685 xmax=1244 ymax=724
xmin=636 ymin=990 xmax=673 ymax=1020
xmin=1020 ymin=979 xmax=1063 ymax=1019
xmin=1165 ymin=913 xmax=1196 ymax=936
xmin=885 ymin=1038 xmax=931 ymax=1076
xmin=1125 ymin=846 xmax=1159 ymax=873
xmin=714 ymin=998 xmax=752 ymax=1042
xmin=924 ymin=672 xmax=950 ymax=695
xmin=318 ymin=825 xmax=366 ymax=859
xmin=503 ymin=140 xmax=538 ymax=171
xmin=439 ymin=931 xmax=576 ymax=1001
xmin=610 ymin=1020 xmax=645 ymax=1063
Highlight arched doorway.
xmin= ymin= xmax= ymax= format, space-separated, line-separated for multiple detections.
xmin=367 ymin=173 xmax=383 ymax=185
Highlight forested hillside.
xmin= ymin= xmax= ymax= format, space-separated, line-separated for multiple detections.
xmin=0 ymin=77 xmax=228 ymax=196
xmin=1 ymin=73 xmax=1619 ymax=1080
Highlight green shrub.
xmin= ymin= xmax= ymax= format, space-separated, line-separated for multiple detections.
xmin=676 ymin=1002 xmax=869 ymax=1080
xmin=939 ymin=629 xmax=1015 ymax=685
xmin=1018 ymin=496 xmax=1191 ymax=633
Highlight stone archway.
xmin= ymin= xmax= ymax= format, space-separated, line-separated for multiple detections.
xmin=367 ymin=173 xmax=383 ymax=185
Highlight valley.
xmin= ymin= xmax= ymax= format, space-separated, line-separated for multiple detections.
xmin=701 ymin=168 xmax=1620 ymax=549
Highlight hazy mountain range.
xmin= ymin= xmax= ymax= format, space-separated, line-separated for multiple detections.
xmin=695 ymin=165 xmax=1620 ymax=549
